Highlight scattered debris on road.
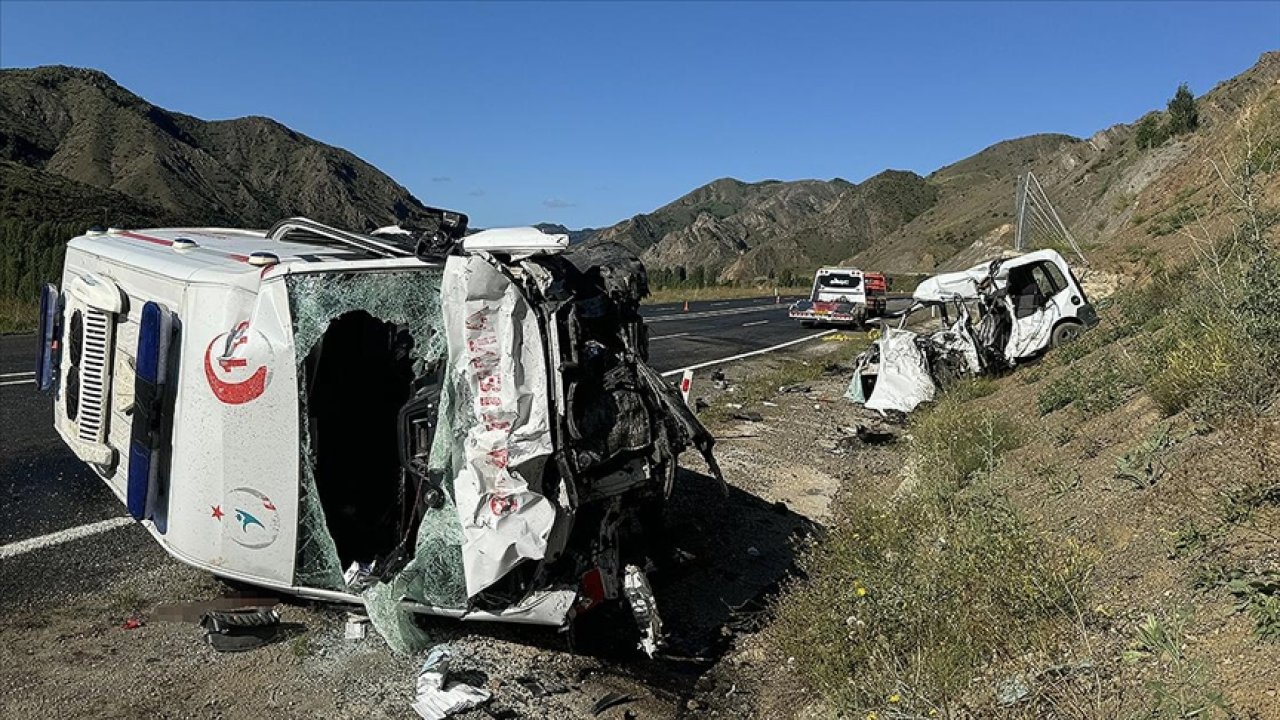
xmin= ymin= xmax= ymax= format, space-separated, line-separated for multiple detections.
xmin=411 ymin=645 xmax=492 ymax=720
xmin=199 ymin=606 xmax=286 ymax=653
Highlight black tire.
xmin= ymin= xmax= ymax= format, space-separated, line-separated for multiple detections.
xmin=1051 ymin=321 xmax=1084 ymax=348
xmin=800 ymin=320 xmax=815 ymax=328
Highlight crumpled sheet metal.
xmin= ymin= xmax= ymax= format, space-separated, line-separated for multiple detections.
xmin=937 ymin=314 xmax=983 ymax=375
xmin=865 ymin=328 xmax=937 ymax=413
xmin=913 ymin=262 xmax=1007 ymax=303
xmin=1004 ymin=294 xmax=1062 ymax=361
xmin=441 ymin=254 xmax=556 ymax=598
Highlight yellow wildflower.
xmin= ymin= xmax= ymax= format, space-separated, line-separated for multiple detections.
xmin=855 ymin=586 xmax=867 ymax=597
xmin=866 ymin=713 xmax=878 ymax=720
xmin=889 ymin=693 xmax=901 ymax=703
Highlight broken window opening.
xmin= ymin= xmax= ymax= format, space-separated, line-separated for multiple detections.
xmin=303 ymin=310 xmax=415 ymax=567
xmin=286 ymin=270 xmax=454 ymax=592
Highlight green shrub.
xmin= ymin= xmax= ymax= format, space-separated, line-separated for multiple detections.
xmin=1136 ymin=114 xmax=1168 ymax=150
xmin=1037 ymin=357 xmax=1135 ymax=417
xmin=1166 ymin=83 xmax=1199 ymax=136
xmin=1114 ymin=425 xmax=1178 ymax=489
xmin=768 ymin=393 xmax=1084 ymax=715
xmin=1142 ymin=243 xmax=1280 ymax=421
xmin=913 ymin=394 xmax=1022 ymax=488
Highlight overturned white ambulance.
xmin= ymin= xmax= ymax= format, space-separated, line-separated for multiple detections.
xmin=847 ymin=249 xmax=1098 ymax=413
xmin=36 ymin=212 xmax=721 ymax=651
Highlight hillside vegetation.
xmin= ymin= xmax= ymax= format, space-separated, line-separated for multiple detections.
xmin=762 ymin=81 xmax=1280 ymax=718
xmin=0 ymin=66 xmax=438 ymax=331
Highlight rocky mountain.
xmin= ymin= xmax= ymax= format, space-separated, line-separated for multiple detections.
xmin=0 ymin=65 xmax=452 ymax=329
xmin=580 ymin=51 xmax=1280 ymax=283
xmin=533 ymin=223 xmax=596 ymax=245
xmin=0 ymin=66 xmax=434 ymax=230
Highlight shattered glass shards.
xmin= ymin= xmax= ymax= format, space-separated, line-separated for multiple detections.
xmin=288 ymin=270 xmax=447 ymax=375
xmin=286 ymin=269 xmax=449 ymax=591
xmin=364 ymin=330 xmax=472 ymax=654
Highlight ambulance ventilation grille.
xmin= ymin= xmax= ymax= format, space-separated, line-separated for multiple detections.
xmin=77 ymin=308 xmax=111 ymax=444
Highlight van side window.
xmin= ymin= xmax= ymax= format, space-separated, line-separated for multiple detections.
xmin=1041 ymin=262 xmax=1069 ymax=295
xmin=1030 ymin=263 xmax=1060 ymax=298
xmin=1006 ymin=265 xmax=1043 ymax=318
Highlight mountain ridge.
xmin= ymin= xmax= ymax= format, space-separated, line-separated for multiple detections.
xmin=0 ymin=65 xmax=433 ymax=230
xmin=578 ymin=50 xmax=1280 ymax=281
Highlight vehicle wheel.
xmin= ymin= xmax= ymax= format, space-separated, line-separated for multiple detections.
xmin=1051 ymin=321 xmax=1083 ymax=348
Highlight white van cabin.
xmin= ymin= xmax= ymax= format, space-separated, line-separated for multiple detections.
xmin=36 ymin=213 xmax=719 ymax=648
xmin=846 ymin=249 xmax=1097 ymax=414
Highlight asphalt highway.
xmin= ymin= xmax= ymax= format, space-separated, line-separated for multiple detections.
xmin=0 ymin=294 xmax=911 ymax=555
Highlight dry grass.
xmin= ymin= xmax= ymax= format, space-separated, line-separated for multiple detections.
xmin=767 ymin=389 xmax=1090 ymax=718
xmin=0 ymin=295 xmax=37 ymax=334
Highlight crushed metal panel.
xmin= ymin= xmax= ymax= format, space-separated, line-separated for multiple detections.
xmin=440 ymin=254 xmax=556 ymax=598
xmin=1004 ymin=293 xmax=1063 ymax=360
xmin=865 ymin=328 xmax=937 ymax=413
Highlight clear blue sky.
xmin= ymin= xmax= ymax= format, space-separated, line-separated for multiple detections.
xmin=1 ymin=2 xmax=1276 ymax=228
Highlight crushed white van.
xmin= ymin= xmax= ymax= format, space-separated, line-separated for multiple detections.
xmin=847 ymin=249 xmax=1098 ymax=413
xmin=35 ymin=212 xmax=722 ymax=652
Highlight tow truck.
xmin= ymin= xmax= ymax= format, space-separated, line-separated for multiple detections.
xmin=788 ymin=266 xmax=888 ymax=327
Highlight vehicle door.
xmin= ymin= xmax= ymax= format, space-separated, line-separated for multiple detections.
xmin=1004 ymin=260 xmax=1067 ymax=359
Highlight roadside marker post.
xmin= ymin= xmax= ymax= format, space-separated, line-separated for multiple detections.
xmin=679 ymin=370 xmax=694 ymax=406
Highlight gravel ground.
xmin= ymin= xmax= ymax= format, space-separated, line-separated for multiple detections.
xmin=0 ymin=338 xmax=889 ymax=720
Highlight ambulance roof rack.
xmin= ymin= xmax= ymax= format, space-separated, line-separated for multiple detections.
xmin=266 ymin=217 xmax=413 ymax=259
xmin=266 ymin=207 xmax=471 ymax=260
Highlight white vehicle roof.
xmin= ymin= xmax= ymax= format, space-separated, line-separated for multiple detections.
xmin=68 ymin=226 xmax=364 ymax=283
xmin=912 ymin=249 xmax=1068 ymax=304
xmin=66 ymin=221 xmax=571 ymax=287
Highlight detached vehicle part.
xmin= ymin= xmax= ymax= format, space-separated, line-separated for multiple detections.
xmin=40 ymin=210 xmax=721 ymax=649
xmin=850 ymin=249 xmax=1096 ymax=413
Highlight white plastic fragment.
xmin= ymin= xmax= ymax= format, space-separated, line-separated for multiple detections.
xmin=622 ymin=565 xmax=664 ymax=658
xmin=411 ymin=646 xmax=492 ymax=720
xmin=344 ymin=612 xmax=369 ymax=641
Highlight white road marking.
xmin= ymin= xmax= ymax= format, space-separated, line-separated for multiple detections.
xmin=0 ymin=370 xmax=35 ymax=379
xmin=650 ymin=332 xmax=691 ymax=341
xmin=741 ymin=320 xmax=769 ymax=327
xmin=0 ymin=516 xmax=134 ymax=560
xmin=660 ymin=330 xmax=836 ymax=377
xmin=646 ymin=305 xmax=781 ymax=323
xmin=0 ymin=379 xmax=34 ymax=387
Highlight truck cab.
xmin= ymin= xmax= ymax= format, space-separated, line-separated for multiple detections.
xmin=35 ymin=214 xmax=721 ymax=650
xmin=788 ymin=267 xmax=888 ymax=327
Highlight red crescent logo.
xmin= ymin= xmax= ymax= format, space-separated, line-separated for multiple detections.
xmin=204 ymin=332 xmax=269 ymax=405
